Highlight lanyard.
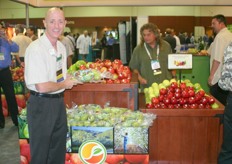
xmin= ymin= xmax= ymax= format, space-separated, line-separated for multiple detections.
xmin=144 ymin=42 xmax=159 ymax=60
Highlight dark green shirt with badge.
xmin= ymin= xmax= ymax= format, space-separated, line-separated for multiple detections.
xmin=129 ymin=39 xmax=173 ymax=92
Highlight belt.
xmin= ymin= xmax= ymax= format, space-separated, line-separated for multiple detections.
xmin=30 ymin=90 xmax=64 ymax=98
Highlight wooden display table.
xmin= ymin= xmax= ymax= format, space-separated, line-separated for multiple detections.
xmin=139 ymin=93 xmax=224 ymax=164
xmin=64 ymin=74 xmax=139 ymax=110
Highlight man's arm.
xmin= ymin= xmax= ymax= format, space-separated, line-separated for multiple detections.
xmin=208 ymin=59 xmax=220 ymax=86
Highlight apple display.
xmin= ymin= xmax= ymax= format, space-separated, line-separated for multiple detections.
xmin=144 ymin=79 xmax=219 ymax=109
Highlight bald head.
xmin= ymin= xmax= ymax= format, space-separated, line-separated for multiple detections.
xmin=43 ymin=7 xmax=66 ymax=42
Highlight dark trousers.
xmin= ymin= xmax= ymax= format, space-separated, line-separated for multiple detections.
xmin=218 ymin=92 xmax=232 ymax=164
xmin=27 ymin=95 xmax=67 ymax=164
xmin=210 ymin=83 xmax=229 ymax=106
xmin=0 ymin=67 xmax=18 ymax=125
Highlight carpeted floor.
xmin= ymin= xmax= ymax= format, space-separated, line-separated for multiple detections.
xmin=0 ymin=116 xmax=20 ymax=164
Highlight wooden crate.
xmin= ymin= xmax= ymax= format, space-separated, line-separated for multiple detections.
xmin=64 ymin=81 xmax=138 ymax=110
xmin=139 ymin=93 xmax=224 ymax=164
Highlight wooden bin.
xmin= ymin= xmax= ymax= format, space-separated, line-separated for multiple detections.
xmin=64 ymin=81 xmax=138 ymax=110
xmin=139 ymin=93 xmax=224 ymax=164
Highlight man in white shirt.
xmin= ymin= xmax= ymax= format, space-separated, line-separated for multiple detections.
xmin=11 ymin=24 xmax=32 ymax=67
xmin=208 ymin=14 xmax=232 ymax=106
xmin=76 ymin=30 xmax=91 ymax=61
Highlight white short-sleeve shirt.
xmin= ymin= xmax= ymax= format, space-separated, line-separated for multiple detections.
xmin=24 ymin=34 xmax=67 ymax=94
xmin=210 ymin=28 xmax=232 ymax=85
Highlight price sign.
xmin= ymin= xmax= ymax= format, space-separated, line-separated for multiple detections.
xmin=168 ymin=54 xmax=192 ymax=69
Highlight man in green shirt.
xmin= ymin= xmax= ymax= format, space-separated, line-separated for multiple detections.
xmin=129 ymin=23 xmax=176 ymax=92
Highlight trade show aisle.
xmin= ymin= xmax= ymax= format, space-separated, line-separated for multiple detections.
xmin=0 ymin=117 xmax=20 ymax=164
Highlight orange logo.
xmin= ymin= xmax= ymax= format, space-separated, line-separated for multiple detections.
xmin=79 ymin=140 xmax=107 ymax=164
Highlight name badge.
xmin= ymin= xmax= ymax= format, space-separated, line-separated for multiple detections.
xmin=56 ymin=54 xmax=64 ymax=82
xmin=0 ymin=53 xmax=5 ymax=61
xmin=151 ymin=60 xmax=162 ymax=75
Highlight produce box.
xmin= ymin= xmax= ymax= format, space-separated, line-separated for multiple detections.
xmin=17 ymin=105 xmax=154 ymax=164
xmin=64 ymin=82 xmax=138 ymax=111
xmin=65 ymin=59 xmax=139 ymax=111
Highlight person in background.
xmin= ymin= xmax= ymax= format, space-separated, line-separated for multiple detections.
xmin=208 ymin=14 xmax=232 ymax=106
xmin=26 ymin=27 xmax=38 ymax=41
xmin=171 ymin=28 xmax=181 ymax=53
xmin=129 ymin=23 xmax=176 ymax=92
xmin=163 ymin=28 xmax=176 ymax=53
xmin=100 ymin=32 xmax=107 ymax=60
xmin=184 ymin=32 xmax=191 ymax=44
xmin=64 ymin=32 xmax=75 ymax=54
xmin=178 ymin=31 xmax=186 ymax=45
xmin=106 ymin=32 xmax=115 ymax=60
xmin=218 ymin=42 xmax=232 ymax=164
xmin=24 ymin=7 xmax=77 ymax=164
xmin=59 ymin=33 xmax=74 ymax=68
xmin=190 ymin=32 xmax=195 ymax=44
xmin=76 ymin=30 xmax=91 ymax=61
xmin=12 ymin=24 xmax=32 ymax=67
xmin=0 ymin=26 xmax=19 ymax=128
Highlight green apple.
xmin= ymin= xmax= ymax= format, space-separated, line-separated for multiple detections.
xmin=184 ymin=79 xmax=191 ymax=83
xmin=186 ymin=82 xmax=193 ymax=87
xmin=211 ymin=102 xmax=219 ymax=109
xmin=162 ymin=79 xmax=170 ymax=87
xmin=170 ymin=78 xmax=177 ymax=83
xmin=194 ymin=83 xmax=201 ymax=91
xmin=23 ymin=124 xmax=29 ymax=138
xmin=159 ymin=83 xmax=166 ymax=89
xmin=151 ymin=82 xmax=159 ymax=88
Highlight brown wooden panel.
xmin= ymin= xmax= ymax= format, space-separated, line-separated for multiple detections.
xmin=147 ymin=115 xmax=222 ymax=164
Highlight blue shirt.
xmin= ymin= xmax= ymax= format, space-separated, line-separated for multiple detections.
xmin=0 ymin=38 xmax=19 ymax=68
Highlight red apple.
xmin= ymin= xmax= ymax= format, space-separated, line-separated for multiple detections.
xmin=79 ymin=64 xmax=86 ymax=70
xmin=70 ymin=153 xmax=82 ymax=164
xmin=100 ymin=66 xmax=108 ymax=73
xmin=188 ymin=96 xmax=196 ymax=104
xmin=200 ymin=96 xmax=209 ymax=105
xmin=168 ymin=104 xmax=174 ymax=109
xmin=113 ymin=79 xmax=121 ymax=84
xmin=104 ymin=59 xmax=112 ymax=68
xmin=65 ymin=153 xmax=71 ymax=161
xmin=198 ymin=103 xmax=205 ymax=109
xmin=174 ymin=92 xmax=181 ymax=99
xmin=171 ymin=97 xmax=178 ymax=104
xmin=1 ymin=94 xmax=7 ymax=108
xmin=106 ymin=154 xmax=124 ymax=164
xmin=20 ymin=155 xmax=29 ymax=164
xmin=180 ymin=82 xmax=187 ymax=89
xmin=20 ymin=143 xmax=31 ymax=162
xmin=121 ymin=79 xmax=130 ymax=84
xmin=159 ymin=88 xmax=167 ymax=95
xmin=16 ymin=94 xmax=26 ymax=108
xmin=106 ymin=79 xmax=114 ymax=84
xmin=182 ymin=104 xmax=189 ymax=109
xmin=198 ymin=90 xmax=205 ymax=97
xmin=158 ymin=95 xmax=164 ymax=102
xmin=153 ymin=103 xmax=161 ymax=109
xmin=208 ymin=96 xmax=215 ymax=105
xmin=152 ymin=97 xmax=160 ymax=105
xmin=3 ymin=107 xmax=8 ymax=117
xmin=163 ymin=97 xmax=171 ymax=105
xmin=170 ymin=82 xmax=178 ymax=89
xmin=107 ymin=66 xmax=115 ymax=74
xmin=188 ymin=89 xmax=195 ymax=97
xmin=146 ymin=103 xmax=153 ymax=109
xmin=124 ymin=155 xmax=147 ymax=163
xmin=181 ymin=89 xmax=189 ymax=98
